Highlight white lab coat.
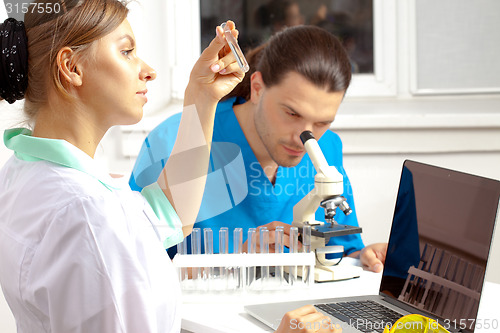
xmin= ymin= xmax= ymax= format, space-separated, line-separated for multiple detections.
xmin=0 ymin=154 xmax=182 ymax=332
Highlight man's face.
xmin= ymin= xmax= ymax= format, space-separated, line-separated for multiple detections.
xmin=252 ymin=71 xmax=344 ymax=168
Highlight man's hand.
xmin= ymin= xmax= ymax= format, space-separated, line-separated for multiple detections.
xmin=243 ymin=221 xmax=301 ymax=253
xmin=359 ymin=243 xmax=388 ymax=273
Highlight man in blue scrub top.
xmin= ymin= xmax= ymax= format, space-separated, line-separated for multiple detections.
xmin=130 ymin=26 xmax=387 ymax=271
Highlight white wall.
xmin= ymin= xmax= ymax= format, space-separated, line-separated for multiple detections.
xmin=0 ymin=102 xmax=26 ymax=158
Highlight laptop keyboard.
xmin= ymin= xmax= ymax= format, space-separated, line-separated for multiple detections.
xmin=316 ymin=300 xmax=403 ymax=333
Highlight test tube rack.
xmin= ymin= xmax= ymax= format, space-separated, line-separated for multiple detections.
xmin=173 ymin=252 xmax=315 ymax=293
xmin=397 ymin=243 xmax=484 ymax=325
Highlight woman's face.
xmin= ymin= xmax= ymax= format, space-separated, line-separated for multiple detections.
xmin=77 ymin=19 xmax=156 ymax=127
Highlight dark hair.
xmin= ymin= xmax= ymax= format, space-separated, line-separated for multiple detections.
xmin=3 ymin=0 xmax=129 ymax=119
xmin=0 ymin=18 xmax=28 ymax=104
xmin=226 ymin=25 xmax=352 ymax=101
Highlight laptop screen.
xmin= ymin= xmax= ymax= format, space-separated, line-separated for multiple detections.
xmin=380 ymin=160 xmax=500 ymax=330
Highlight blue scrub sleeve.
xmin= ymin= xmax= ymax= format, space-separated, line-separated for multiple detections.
xmin=141 ymin=182 xmax=184 ymax=249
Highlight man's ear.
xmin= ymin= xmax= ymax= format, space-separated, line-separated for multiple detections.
xmin=250 ymin=71 xmax=266 ymax=104
xmin=57 ymin=47 xmax=83 ymax=87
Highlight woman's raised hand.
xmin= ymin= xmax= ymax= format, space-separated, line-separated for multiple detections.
xmin=184 ymin=20 xmax=245 ymax=107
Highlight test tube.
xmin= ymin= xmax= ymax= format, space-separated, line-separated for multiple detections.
xmin=219 ymin=227 xmax=229 ymax=289
xmin=204 ymin=228 xmax=214 ymax=255
xmin=233 ymin=228 xmax=243 ymax=289
xmin=177 ymin=238 xmax=188 ymax=282
xmin=220 ymin=22 xmax=250 ymax=73
xmin=289 ymin=227 xmax=299 ymax=286
xmin=260 ymin=227 xmax=270 ymax=285
xmin=302 ymin=225 xmax=312 ymax=285
xmin=248 ymin=228 xmax=257 ymax=254
xmin=234 ymin=228 xmax=243 ymax=253
xmin=275 ymin=226 xmax=284 ymax=286
xmin=203 ymin=228 xmax=214 ymax=286
xmin=302 ymin=225 xmax=311 ymax=253
xmin=219 ymin=227 xmax=229 ymax=254
xmin=191 ymin=228 xmax=201 ymax=285
xmin=247 ymin=228 xmax=257 ymax=287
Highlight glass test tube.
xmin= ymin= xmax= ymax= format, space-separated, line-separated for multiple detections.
xmin=191 ymin=228 xmax=201 ymax=285
xmin=275 ymin=226 xmax=284 ymax=286
xmin=219 ymin=227 xmax=229 ymax=289
xmin=203 ymin=228 xmax=214 ymax=285
xmin=247 ymin=228 xmax=257 ymax=287
xmin=302 ymin=225 xmax=312 ymax=285
xmin=204 ymin=228 xmax=214 ymax=255
xmin=177 ymin=238 xmax=188 ymax=282
xmin=220 ymin=22 xmax=250 ymax=73
xmin=289 ymin=227 xmax=299 ymax=286
xmin=233 ymin=228 xmax=243 ymax=289
xmin=260 ymin=227 xmax=270 ymax=285
xmin=234 ymin=228 xmax=243 ymax=253
xmin=219 ymin=227 xmax=229 ymax=254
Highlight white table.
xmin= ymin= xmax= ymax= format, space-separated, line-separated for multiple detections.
xmin=180 ymin=258 xmax=500 ymax=333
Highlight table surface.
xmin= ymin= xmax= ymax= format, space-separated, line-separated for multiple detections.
xmin=180 ymin=258 xmax=500 ymax=333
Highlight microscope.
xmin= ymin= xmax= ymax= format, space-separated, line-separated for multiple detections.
xmin=292 ymin=131 xmax=362 ymax=281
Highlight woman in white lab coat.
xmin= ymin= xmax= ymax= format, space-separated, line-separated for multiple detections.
xmin=0 ymin=1 xmax=339 ymax=332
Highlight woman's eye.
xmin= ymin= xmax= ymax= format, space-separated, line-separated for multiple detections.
xmin=122 ymin=49 xmax=134 ymax=57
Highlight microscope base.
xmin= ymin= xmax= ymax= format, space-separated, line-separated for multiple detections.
xmin=296 ymin=264 xmax=362 ymax=282
xmin=313 ymin=264 xmax=362 ymax=282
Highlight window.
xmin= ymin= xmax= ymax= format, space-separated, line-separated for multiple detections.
xmin=409 ymin=0 xmax=500 ymax=95
xmin=160 ymin=0 xmax=397 ymax=101
xmin=127 ymin=0 xmax=500 ymax=108
xmin=201 ymin=0 xmax=374 ymax=74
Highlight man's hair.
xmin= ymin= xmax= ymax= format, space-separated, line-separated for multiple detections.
xmin=226 ymin=25 xmax=352 ymax=101
xmin=23 ymin=0 xmax=129 ymax=120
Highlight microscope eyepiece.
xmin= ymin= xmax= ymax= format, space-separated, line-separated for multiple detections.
xmin=300 ymin=131 xmax=315 ymax=144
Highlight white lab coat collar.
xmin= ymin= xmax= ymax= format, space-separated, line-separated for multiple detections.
xmin=4 ymin=128 xmax=123 ymax=191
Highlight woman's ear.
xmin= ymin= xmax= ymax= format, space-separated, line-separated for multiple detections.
xmin=250 ymin=71 xmax=265 ymax=104
xmin=57 ymin=47 xmax=83 ymax=87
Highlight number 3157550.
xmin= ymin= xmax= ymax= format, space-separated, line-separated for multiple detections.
xmin=6 ymin=2 xmax=61 ymax=15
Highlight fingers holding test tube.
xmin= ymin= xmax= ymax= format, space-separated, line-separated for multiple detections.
xmin=185 ymin=20 xmax=245 ymax=106
xmin=220 ymin=20 xmax=249 ymax=73
xmin=211 ymin=20 xmax=248 ymax=76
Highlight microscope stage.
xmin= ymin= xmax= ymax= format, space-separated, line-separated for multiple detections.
xmin=311 ymin=224 xmax=362 ymax=239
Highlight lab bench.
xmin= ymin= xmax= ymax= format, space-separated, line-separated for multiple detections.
xmin=179 ymin=258 xmax=500 ymax=333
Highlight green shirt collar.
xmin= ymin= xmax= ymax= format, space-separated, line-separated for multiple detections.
xmin=4 ymin=128 xmax=122 ymax=191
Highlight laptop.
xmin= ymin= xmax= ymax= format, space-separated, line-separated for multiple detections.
xmin=245 ymin=160 xmax=500 ymax=332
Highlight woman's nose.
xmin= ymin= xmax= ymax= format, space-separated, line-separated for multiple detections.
xmin=140 ymin=61 xmax=157 ymax=81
